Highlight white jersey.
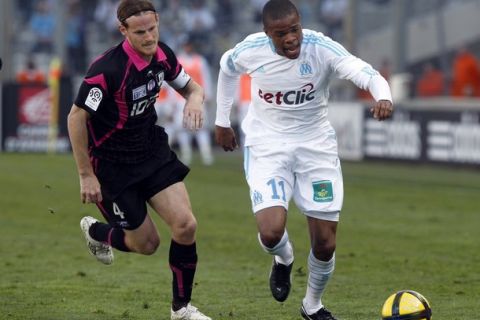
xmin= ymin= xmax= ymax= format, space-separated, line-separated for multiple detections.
xmin=219 ymin=29 xmax=386 ymax=146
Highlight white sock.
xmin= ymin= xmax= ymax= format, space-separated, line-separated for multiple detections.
xmin=257 ymin=230 xmax=294 ymax=265
xmin=303 ymin=250 xmax=335 ymax=314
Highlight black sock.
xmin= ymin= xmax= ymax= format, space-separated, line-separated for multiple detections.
xmin=169 ymin=240 xmax=198 ymax=310
xmin=89 ymin=222 xmax=130 ymax=252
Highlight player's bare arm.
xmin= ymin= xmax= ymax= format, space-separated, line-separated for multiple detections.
xmin=176 ymin=79 xmax=205 ymax=131
xmin=371 ymin=99 xmax=394 ymax=121
xmin=67 ymin=105 xmax=102 ymax=204
xmin=215 ymin=125 xmax=238 ymax=152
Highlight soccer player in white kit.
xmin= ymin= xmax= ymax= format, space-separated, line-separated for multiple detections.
xmin=214 ymin=0 xmax=393 ymax=319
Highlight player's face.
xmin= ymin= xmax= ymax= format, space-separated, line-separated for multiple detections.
xmin=120 ymin=12 xmax=159 ymax=61
xmin=264 ymin=13 xmax=302 ymax=59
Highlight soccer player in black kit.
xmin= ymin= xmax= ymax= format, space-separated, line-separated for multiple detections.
xmin=67 ymin=1 xmax=211 ymax=319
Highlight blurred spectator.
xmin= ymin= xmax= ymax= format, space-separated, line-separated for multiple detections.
xmin=16 ymin=57 xmax=46 ymax=84
xmin=94 ymin=0 xmax=120 ymax=44
xmin=320 ymin=0 xmax=348 ymax=41
xmin=379 ymin=58 xmax=392 ymax=82
xmin=16 ymin=0 xmax=34 ymax=23
xmin=167 ymin=38 xmax=214 ymax=166
xmin=81 ymin=0 xmax=98 ymax=21
xmin=180 ymin=0 xmax=216 ymax=62
xmin=29 ymin=0 xmax=56 ymax=54
xmin=250 ymin=0 xmax=268 ymax=24
xmin=157 ymin=0 xmax=184 ymax=50
xmin=297 ymin=0 xmax=316 ymax=27
xmin=216 ymin=0 xmax=234 ymax=33
xmin=415 ymin=62 xmax=445 ymax=97
xmin=181 ymin=0 xmax=215 ymax=40
xmin=450 ymin=46 xmax=480 ymax=97
xmin=65 ymin=1 xmax=87 ymax=75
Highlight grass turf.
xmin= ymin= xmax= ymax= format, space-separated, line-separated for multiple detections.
xmin=0 ymin=152 xmax=478 ymax=319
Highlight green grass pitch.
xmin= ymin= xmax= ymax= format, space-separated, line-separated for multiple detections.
xmin=0 ymin=152 xmax=478 ymax=319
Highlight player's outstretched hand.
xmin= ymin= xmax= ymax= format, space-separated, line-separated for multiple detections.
xmin=370 ymin=99 xmax=393 ymax=121
xmin=183 ymin=101 xmax=204 ymax=131
xmin=215 ymin=125 xmax=238 ymax=151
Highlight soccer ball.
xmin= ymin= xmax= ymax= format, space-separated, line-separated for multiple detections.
xmin=381 ymin=290 xmax=432 ymax=320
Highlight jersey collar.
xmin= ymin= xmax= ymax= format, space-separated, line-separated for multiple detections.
xmin=122 ymin=40 xmax=167 ymax=71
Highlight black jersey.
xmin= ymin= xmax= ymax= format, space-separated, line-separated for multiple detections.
xmin=74 ymin=40 xmax=190 ymax=164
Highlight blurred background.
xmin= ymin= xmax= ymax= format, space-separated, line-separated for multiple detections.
xmin=1 ymin=0 xmax=480 ymax=166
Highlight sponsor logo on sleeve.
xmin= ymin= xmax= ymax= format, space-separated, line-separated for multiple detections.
xmin=85 ymin=87 xmax=103 ymax=111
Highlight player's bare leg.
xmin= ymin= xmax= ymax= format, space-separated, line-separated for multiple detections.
xmin=149 ymin=182 xmax=211 ymax=320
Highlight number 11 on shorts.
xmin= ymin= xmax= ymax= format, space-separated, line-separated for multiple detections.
xmin=267 ymin=178 xmax=286 ymax=201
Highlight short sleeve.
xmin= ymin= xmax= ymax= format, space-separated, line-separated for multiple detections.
xmin=74 ymin=61 xmax=115 ymax=114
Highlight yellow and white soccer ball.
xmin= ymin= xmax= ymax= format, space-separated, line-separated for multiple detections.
xmin=381 ymin=290 xmax=432 ymax=320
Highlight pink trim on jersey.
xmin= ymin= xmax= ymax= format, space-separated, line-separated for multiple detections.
xmin=87 ymin=120 xmax=99 ymax=146
xmin=87 ymin=61 xmax=133 ymax=147
xmin=113 ymin=60 xmax=132 ymax=128
xmin=155 ymin=45 xmax=167 ymax=61
xmin=170 ymin=265 xmax=185 ymax=297
xmin=85 ymin=73 xmax=108 ymax=93
xmin=122 ymin=40 xmax=167 ymax=71
xmin=89 ymin=154 xmax=97 ymax=171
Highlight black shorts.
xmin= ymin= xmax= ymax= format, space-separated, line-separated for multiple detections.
xmin=94 ymin=150 xmax=189 ymax=230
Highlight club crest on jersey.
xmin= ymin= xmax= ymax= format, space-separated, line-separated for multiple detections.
xmin=312 ymin=180 xmax=333 ymax=202
xmin=85 ymin=87 xmax=103 ymax=111
xmin=299 ymin=61 xmax=313 ymax=76
xmin=132 ymin=85 xmax=147 ymax=100
xmin=147 ymin=79 xmax=156 ymax=91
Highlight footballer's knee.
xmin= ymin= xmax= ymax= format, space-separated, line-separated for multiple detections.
xmin=312 ymin=237 xmax=336 ymax=261
xmin=146 ymin=236 xmax=160 ymax=254
xmin=172 ymin=215 xmax=197 ymax=242
xmin=259 ymin=230 xmax=284 ymax=248
xmin=139 ymin=241 xmax=159 ymax=255
xmin=129 ymin=234 xmax=160 ymax=255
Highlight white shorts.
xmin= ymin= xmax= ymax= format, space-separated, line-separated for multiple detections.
xmin=244 ymin=133 xmax=343 ymax=221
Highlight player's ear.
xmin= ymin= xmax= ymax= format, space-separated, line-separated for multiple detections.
xmin=118 ymin=23 xmax=127 ymax=36
xmin=263 ymin=27 xmax=271 ymax=38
